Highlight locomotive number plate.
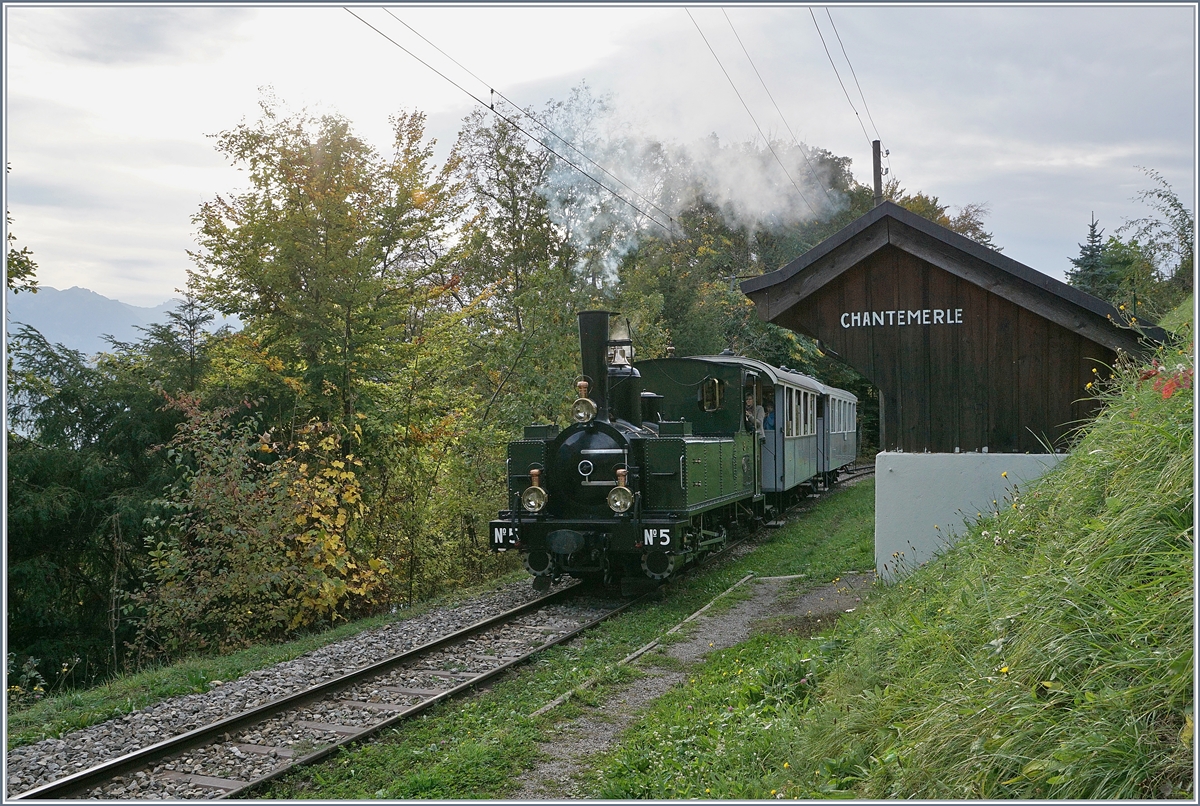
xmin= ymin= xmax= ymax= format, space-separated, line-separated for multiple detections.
xmin=643 ymin=527 xmax=672 ymax=548
xmin=490 ymin=524 xmax=520 ymax=550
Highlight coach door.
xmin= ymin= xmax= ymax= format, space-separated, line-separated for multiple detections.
xmin=743 ymin=372 xmax=763 ymax=498
xmin=815 ymin=393 xmax=828 ymax=476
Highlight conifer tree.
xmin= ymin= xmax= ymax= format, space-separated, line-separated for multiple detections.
xmin=1067 ymin=213 xmax=1117 ymax=300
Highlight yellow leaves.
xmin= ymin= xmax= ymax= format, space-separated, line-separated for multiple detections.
xmin=1182 ymin=713 xmax=1194 ymax=748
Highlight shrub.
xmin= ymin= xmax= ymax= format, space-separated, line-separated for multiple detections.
xmin=128 ymin=397 xmax=389 ymax=660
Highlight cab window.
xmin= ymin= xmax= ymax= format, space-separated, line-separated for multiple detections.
xmin=700 ymin=377 xmax=724 ymax=412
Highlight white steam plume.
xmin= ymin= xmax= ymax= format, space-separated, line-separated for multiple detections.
xmin=531 ymin=84 xmax=850 ymax=283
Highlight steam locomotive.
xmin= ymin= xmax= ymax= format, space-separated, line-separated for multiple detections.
xmin=490 ymin=311 xmax=858 ymax=592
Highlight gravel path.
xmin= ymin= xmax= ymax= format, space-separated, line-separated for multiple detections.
xmin=510 ymin=570 xmax=876 ymax=799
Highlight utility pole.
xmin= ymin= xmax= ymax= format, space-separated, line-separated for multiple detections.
xmin=872 ymin=139 xmax=883 ymax=208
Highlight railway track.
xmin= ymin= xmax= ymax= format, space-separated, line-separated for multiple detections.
xmin=840 ymin=462 xmax=876 ymax=483
xmin=11 ymin=585 xmax=645 ymax=800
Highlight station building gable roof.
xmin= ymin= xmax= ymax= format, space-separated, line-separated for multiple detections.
xmin=741 ymin=201 xmax=1164 ymax=353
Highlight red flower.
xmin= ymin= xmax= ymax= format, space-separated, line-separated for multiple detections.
xmin=1153 ymin=367 xmax=1193 ymax=399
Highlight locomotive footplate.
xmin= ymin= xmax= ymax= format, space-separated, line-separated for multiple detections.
xmin=489 ymin=516 xmax=687 ymax=554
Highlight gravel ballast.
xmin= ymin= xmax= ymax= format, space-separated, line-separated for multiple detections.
xmin=6 ymin=576 xmax=573 ymax=798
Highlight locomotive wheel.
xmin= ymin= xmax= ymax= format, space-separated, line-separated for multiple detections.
xmin=602 ymin=556 xmax=618 ymax=589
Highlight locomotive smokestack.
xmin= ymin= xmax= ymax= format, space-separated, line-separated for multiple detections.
xmin=577 ymin=310 xmax=611 ymax=421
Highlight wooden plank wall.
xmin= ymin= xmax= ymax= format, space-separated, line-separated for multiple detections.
xmin=778 ymin=245 xmax=1112 ymax=453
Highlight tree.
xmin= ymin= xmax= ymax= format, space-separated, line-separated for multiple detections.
xmin=188 ymin=98 xmax=460 ymax=433
xmin=6 ymin=164 xmax=38 ymax=295
xmin=449 ymin=102 xmax=580 ymax=424
xmin=6 ymin=324 xmax=187 ymax=684
xmin=131 ymin=399 xmax=388 ymax=658
xmin=1101 ymin=236 xmax=1163 ymax=321
xmin=1119 ymin=167 xmax=1193 ymax=297
xmin=1067 ymin=214 xmax=1117 ymax=300
xmin=881 ymin=182 xmax=1001 ymax=250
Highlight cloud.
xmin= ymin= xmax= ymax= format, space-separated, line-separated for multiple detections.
xmin=8 ymin=7 xmax=251 ymax=65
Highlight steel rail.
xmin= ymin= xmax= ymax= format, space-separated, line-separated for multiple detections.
xmin=221 ymin=588 xmax=653 ymax=799
xmin=12 ymin=583 xmax=632 ymax=800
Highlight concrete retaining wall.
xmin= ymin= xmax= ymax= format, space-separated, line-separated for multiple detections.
xmin=875 ymin=452 xmax=1066 ymax=581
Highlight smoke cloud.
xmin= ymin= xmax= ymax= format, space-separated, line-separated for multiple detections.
xmin=526 ymin=85 xmax=849 ymax=282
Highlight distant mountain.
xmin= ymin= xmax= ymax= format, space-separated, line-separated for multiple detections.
xmin=6 ymin=286 xmax=238 ymax=358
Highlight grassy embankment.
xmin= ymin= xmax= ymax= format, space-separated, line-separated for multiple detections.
xmin=591 ymin=303 xmax=1193 ymax=800
xmin=260 ymin=480 xmax=875 ymax=799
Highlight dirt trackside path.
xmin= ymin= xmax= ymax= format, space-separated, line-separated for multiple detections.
xmin=509 ymin=571 xmax=876 ymax=799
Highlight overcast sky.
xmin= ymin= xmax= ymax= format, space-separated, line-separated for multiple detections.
xmin=4 ymin=3 xmax=1195 ymax=307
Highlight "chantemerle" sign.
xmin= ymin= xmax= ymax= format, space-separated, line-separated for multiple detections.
xmin=840 ymin=308 xmax=964 ymax=328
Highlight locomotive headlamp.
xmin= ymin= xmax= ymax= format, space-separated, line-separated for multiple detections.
xmin=571 ymin=381 xmax=597 ymax=423
xmin=571 ymin=397 xmax=598 ymax=424
xmin=608 ymin=468 xmax=634 ymax=514
xmin=522 ymin=468 xmax=548 ymax=513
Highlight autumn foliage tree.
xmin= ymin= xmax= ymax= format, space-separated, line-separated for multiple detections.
xmin=188 ymin=98 xmax=461 ymax=435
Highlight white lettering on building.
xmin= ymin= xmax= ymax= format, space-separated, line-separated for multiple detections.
xmin=840 ymin=308 xmax=963 ymax=328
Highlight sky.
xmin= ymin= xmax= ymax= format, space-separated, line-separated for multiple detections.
xmin=4 ymin=3 xmax=1196 ymax=307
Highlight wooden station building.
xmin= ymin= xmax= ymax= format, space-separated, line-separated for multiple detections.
xmin=741 ymin=201 xmax=1162 ymax=455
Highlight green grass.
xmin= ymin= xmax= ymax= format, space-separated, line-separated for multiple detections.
xmin=1156 ymin=293 xmax=1193 ymax=335
xmin=589 ymin=301 xmax=1194 ymax=800
xmin=5 ymin=567 xmax=529 ymax=749
xmin=259 ymin=481 xmax=877 ymax=799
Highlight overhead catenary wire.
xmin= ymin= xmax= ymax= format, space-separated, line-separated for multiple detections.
xmin=809 ymin=8 xmax=873 ymax=150
xmin=685 ymin=8 xmax=820 ymax=218
xmin=343 ymin=7 xmax=677 ymax=236
xmin=380 ymin=8 xmax=681 ymax=235
xmin=824 ymin=8 xmax=892 ymax=178
xmin=720 ymin=9 xmax=834 ymax=207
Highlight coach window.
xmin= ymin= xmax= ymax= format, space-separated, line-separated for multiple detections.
xmin=787 ymin=386 xmax=796 ymax=436
xmin=762 ymin=387 xmax=776 ymax=430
